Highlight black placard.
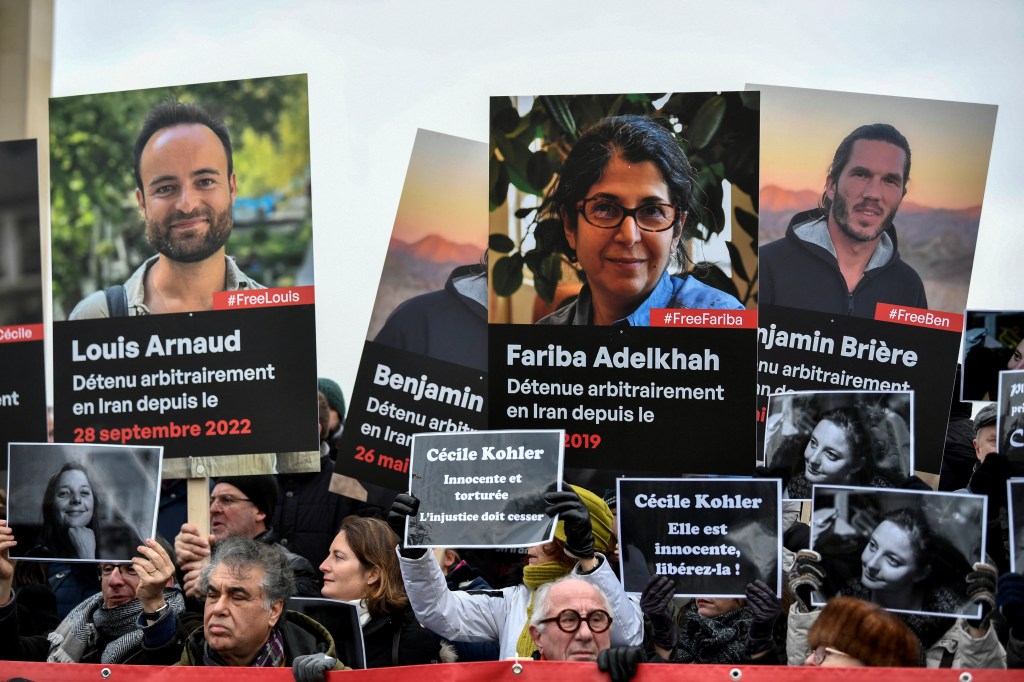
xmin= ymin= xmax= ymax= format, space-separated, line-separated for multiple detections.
xmin=617 ymin=477 xmax=781 ymax=597
xmin=998 ymin=370 xmax=1024 ymax=462
xmin=405 ymin=430 xmax=562 ymax=548
xmin=489 ymin=324 xmax=755 ymax=478
xmin=1 ymin=339 xmax=48 ymax=448
xmin=334 ymin=341 xmax=488 ymax=492
xmin=52 ymin=306 xmax=317 ymax=457
xmin=756 ymin=304 xmax=959 ymax=473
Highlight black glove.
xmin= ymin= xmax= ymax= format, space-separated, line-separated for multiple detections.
xmin=597 ymin=646 xmax=644 ymax=682
xmin=997 ymin=572 xmax=1024 ymax=634
xmin=745 ymin=580 xmax=781 ymax=655
xmin=639 ymin=574 xmax=676 ymax=650
xmin=965 ymin=562 xmax=997 ymax=630
xmin=543 ymin=489 xmax=594 ymax=560
xmin=292 ymin=653 xmax=337 ymax=682
xmin=782 ymin=522 xmax=810 ymax=553
xmin=789 ymin=549 xmax=825 ymax=611
xmin=387 ymin=493 xmax=426 ymax=559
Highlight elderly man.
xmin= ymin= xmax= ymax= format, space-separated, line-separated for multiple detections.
xmin=69 ymin=98 xmax=263 ymax=319
xmin=529 ymin=575 xmax=644 ymax=682
xmin=141 ymin=536 xmax=346 ymax=674
xmin=174 ymin=475 xmax=320 ymax=599
xmin=0 ymin=521 xmax=185 ymax=664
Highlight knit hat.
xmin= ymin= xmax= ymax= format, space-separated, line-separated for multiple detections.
xmin=554 ymin=484 xmax=614 ymax=555
xmin=973 ymin=403 xmax=998 ymax=436
xmin=216 ymin=475 xmax=278 ymax=518
xmin=317 ymin=377 xmax=346 ymax=421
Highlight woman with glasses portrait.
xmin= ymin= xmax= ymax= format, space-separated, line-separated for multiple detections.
xmin=537 ymin=114 xmax=743 ymax=326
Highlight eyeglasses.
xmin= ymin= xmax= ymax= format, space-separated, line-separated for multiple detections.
xmin=99 ymin=564 xmax=138 ymax=579
xmin=210 ymin=494 xmax=253 ymax=508
xmin=577 ymin=197 xmax=684 ymax=233
xmin=538 ymin=609 xmax=612 ymax=634
xmin=810 ymin=645 xmax=854 ymax=666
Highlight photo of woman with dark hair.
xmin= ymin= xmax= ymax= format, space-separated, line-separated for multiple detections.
xmin=536 ymin=114 xmax=743 ymax=326
xmin=37 ymin=462 xmax=102 ymax=560
xmin=764 ymin=391 xmax=912 ymax=500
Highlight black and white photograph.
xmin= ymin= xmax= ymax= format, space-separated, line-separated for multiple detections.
xmin=998 ymin=370 xmax=1024 ymax=462
xmin=962 ymin=310 xmax=1024 ymax=402
xmin=6 ymin=442 xmax=162 ymax=563
xmin=1010 ymin=479 xmax=1024 ymax=573
xmin=810 ymin=485 xmax=986 ymax=619
xmin=763 ymin=390 xmax=913 ymax=500
xmin=616 ymin=477 xmax=782 ymax=598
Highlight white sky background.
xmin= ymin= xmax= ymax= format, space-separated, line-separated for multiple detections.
xmin=51 ymin=0 xmax=1024 ymax=397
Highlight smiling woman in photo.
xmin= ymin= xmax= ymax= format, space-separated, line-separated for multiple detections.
xmin=38 ymin=462 xmax=102 ymax=561
xmin=537 ymin=114 xmax=743 ymax=326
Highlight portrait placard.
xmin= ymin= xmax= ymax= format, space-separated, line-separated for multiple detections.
xmin=1009 ymin=478 xmax=1024 ymax=573
xmin=49 ymin=75 xmax=318 ymax=471
xmin=962 ymin=310 xmax=1024 ymax=402
xmin=0 ymin=139 xmax=47 ymax=453
xmin=810 ymin=485 xmax=986 ymax=619
xmin=7 ymin=442 xmax=163 ymax=563
xmin=404 ymin=429 xmax=562 ymax=548
xmin=617 ymin=477 xmax=781 ymax=597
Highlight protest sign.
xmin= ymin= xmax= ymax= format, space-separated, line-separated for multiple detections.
xmin=810 ymin=485 xmax=986 ymax=619
xmin=617 ymin=477 xmax=781 ymax=597
xmin=49 ymin=75 xmax=319 ymax=472
xmin=763 ymin=390 xmax=913 ymax=500
xmin=333 ymin=131 xmax=488 ymax=499
xmin=7 ymin=442 xmax=162 ymax=563
xmin=1010 ymin=479 xmax=1024 ymax=573
xmin=754 ymin=85 xmax=997 ymax=475
xmin=488 ymin=93 xmax=757 ymax=491
xmin=997 ymin=370 xmax=1024 ymax=462
xmin=0 ymin=139 xmax=47 ymax=453
xmin=405 ymin=430 xmax=562 ymax=548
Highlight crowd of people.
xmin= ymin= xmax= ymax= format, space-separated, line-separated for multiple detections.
xmin=1 ymin=382 xmax=1022 ymax=676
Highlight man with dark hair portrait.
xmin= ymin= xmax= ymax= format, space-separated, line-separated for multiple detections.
xmin=69 ymin=99 xmax=263 ymax=319
xmin=759 ymin=123 xmax=926 ymax=318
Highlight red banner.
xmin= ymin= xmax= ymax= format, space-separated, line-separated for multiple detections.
xmin=649 ymin=309 xmax=757 ymax=328
xmin=2 ymin=660 xmax=1019 ymax=681
xmin=874 ymin=303 xmax=963 ymax=331
xmin=0 ymin=323 xmax=43 ymax=344
xmin=212 ymin=286 xmax=315 ymax=310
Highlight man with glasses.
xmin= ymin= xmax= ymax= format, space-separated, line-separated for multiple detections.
xmin=174 ymin=475 xmax=320 ymax=600
xmin=0 ymin=521 xmax=186 ymax=664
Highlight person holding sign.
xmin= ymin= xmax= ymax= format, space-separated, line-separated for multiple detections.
xmin=639 ymin=574 xmax=782 ymax=664
xmin=69 ymin=99 xmax=264 ymax=319
xmin=318 ymin=516 xmax=445 ymax=667
xmin=390 ymin=484 xmax=643 ymax=659
xmin=787 ymin=549 xmax=1006 ymax=667
xmin=803 ymin=596 xmax=920 ymax=667
xmin=536 ymin=114 xmax=742 ymax=326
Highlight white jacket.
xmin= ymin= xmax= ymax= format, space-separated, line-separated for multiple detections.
xmin=398 ymin=550 xmax=643 ymax=658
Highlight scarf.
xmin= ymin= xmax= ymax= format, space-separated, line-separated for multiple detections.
xmin=670 ymin=603 xmax=752 ymax=665
xmin=515 ymin=560 xmax=573 ymax=658
xmin=348 ymin=598 xmax=372 ymax=628
xmin=203 ymin=625 xmax=286 ymax=667
xmin=47 ymin=588 xmax=186 ymax=664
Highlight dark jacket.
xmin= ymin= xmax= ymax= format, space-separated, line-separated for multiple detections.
xmin=759 ymin=209 xmax=927 ymax=317
xmin=253 ymin=528 xmax=323 ymax=597
xmin=373 ymin=263 xmax=487 ymax=372
xmin=362 ymin=604 xmax=444 ymax=668
xmin=271 ymin=453 xmax=384 ymax=570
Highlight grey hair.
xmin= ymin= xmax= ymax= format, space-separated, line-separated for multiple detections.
xmin=529 ymin=576 xmax=612 ymax=632
xmin=199 ymin=536 xmax=295 ymax=610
